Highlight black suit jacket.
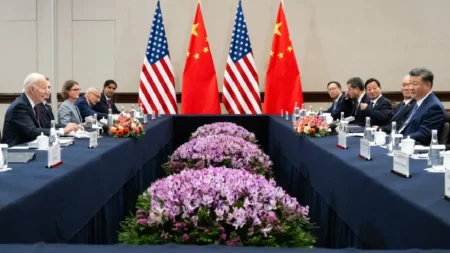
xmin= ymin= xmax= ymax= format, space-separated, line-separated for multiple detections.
xmin=37 ymin=103 xmax=66 ymax=128
xmin=1 ymin=93 xmax=50 ymax=147
xmin=92 ymin=93 xmax=120 ymax=114
xmin=362 ymin=96 xmax=394 ymax=126
xmin=381 ymin=99 xmax=416 ymax=134
xmin=351 ymin=93 xmax=371 ymax=126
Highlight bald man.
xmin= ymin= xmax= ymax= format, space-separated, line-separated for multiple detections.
xmin=1 ymin=73 xmax=78 ymax=146
xmin=75 ymin=87 xmax=108 ymax=120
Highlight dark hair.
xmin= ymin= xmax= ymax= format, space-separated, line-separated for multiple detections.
xmin=409 ymin=68 xmax=434 ymax=88
xmin=364 ymin=78 xmax=381 ymax=89
xmin=62 ymin=80 xmax=79 ymax=99
xmin=103 ymin=79 xmax=117 ymax=89
xmin=346 ymin=77 xmax=364 ymax=91
xmin=45 ymin=77 xmax=50 ymax=81
xmin=327 ymin=81 xmax=341 ymax=89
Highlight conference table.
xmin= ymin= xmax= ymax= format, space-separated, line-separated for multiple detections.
xmin=0 ymin=115 xmax=449 ymax=252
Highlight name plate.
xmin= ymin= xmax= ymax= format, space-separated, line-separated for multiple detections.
xmin=445 ymin=152 xmax=450 ymax=200
xmin=337 ymin=131 xmax=347 ymax=149
xmin=392 ymin=150 xmax=411 ymax=178
xmin=359 ymin=139 xmax=372 ymax=160
xmin=89 ymin=131 xmax=98 ymax=148
xmin=143 ymin=114 xmax=148 ymax=124
xmin=47 ymin=143 xmax=62 ymax=168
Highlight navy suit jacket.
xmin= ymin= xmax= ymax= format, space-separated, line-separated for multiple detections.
xmin=331 ymin=94 xmax=353 ymax=120
xmin=402 ymin=93 xmax=446 ymax=145
xmin=74 ymin=96 xmax=108 ymax=121
xmin=381 ymin=99 xmax=416 ymax=134
xmin=326 ymin=93 xmax=345 ymax=114
xmin=92 ymin=93 xmax=120 ymax=114
xmin=362 ymin=96 xmax=394 ymax=126
xmin=1 ymin=93 xmax=50 ymax=147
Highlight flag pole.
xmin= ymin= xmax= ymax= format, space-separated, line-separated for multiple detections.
xmin=50 ymin=0 xmax=58 ymax=118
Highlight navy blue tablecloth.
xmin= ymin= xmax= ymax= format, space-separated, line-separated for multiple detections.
xmin=1 ymin=243 xmax=450 ymax=253
xmin=0 ymin=116 xmax=173 ymax=243
xmin=268 ymin=116 xmax=450 ymax=249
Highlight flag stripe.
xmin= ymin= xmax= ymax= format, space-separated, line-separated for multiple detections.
xmin=224 ymin=65 xmax=252 ymax=114
xmin=227 ymin=59 xmax=256 ymax=114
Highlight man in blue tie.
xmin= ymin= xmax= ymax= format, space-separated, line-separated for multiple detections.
xmin=359 ymin=78 xmax=393 ymax=126
xmin=326 ymin=81 xmax=344 ymax=114
xmin=399 ymin=68 xmax=445 ymax=145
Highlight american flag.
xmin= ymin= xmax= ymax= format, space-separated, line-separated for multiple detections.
xmin=138 ymin=1 xmax=177 ymax=115
xmin=222 ymin=0 xmax=261 ymax=114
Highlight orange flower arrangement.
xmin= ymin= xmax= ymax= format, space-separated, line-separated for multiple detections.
xmin=293 ymin=115 xmax=328 ymax=138
xmin=110 ymin=114 xmax=145 ymax=138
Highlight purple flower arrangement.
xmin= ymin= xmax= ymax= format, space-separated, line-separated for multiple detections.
xmin=118 ymin=167 xmax=315 ymax=247
xmin=190 ymin=122 xmax=257 ymax=144
xmin=163 ymin=134 xmax=272 ymax=178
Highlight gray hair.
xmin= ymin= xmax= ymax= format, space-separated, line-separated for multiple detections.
xmin=409 ymin=68 xmax=434 ymax=88
xmin=85 ymin=87 xmax=99 ymax=95
xmin=23 ymin=73 xmax=46 ymax=92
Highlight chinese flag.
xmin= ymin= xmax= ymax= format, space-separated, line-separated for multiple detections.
xmin=181 ymin=2 xmax=220 ymax=114
xmin=263 ymin=1 xmax=303 ymax=114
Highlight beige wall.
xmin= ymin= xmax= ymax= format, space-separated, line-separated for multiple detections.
xmin=1 ymin=0 xmax=450 ymax=127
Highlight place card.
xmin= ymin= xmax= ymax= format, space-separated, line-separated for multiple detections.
xmin=89 ymin=131 xmax=98 ymax=149
xmin=337 ymin=131 xmax=347 ymax=149
xmin=444 ymin=152 xmax=450 ymax=201
xmin=391 ymin=150 xmax=411 ymax=178
xmin=359 ymin=139 xmax=372 ymax=160
xmin=47 ymin=143 xmax=62 ymax=168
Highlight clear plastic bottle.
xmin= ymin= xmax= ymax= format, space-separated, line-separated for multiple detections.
xmin=428 ymin=129 xmax=442 ymax=168
xmin=364 ymin=117 xmax=374 ymax=142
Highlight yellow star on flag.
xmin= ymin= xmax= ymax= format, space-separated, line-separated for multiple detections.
xmin=187 ymin=52 xmax=190 ymax=57
xmin=203 ymin=47 xmax=209 ymax=53
xmin=287 ymin=46 xmax=293 ymax=52
xmin=277 ymin=52 xmax=284 ymax=59
xmin=270 ymin=51 xmax=274 ymax=57
xmin=274 ymin=22 xmax=282 ymax=36
xmin=191 ymin=23 xmax=199 ymax=36
xmin=194 ymin=53 xmax=200 ymax=59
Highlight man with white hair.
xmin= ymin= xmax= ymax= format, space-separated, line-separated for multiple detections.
xmin=1 ymin=73 xmax=78 ymax=146
xmin=75 ymin=87 xmax=107 ymax=120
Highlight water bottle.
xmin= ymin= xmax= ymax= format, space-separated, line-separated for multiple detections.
xmin=281 ymin=109 xmax=283 ymax=118
xmin=300 ymin=104 xmax=306 ymax=117
xmin=151 ymin=109 xmax=156 ymax=120
xmin=388 ymin=121 xmax=397 ymax=152
xmin=121 ymin=106 xmax=124 ymax=114
xmin=285 ymin=111 xmax=289 ymax=121
xmin=428 ymin=129 xmax=442 ymax=168
xmin=108 ymin=108 xmax=113 ymax=127
xmin=49 ymin=120 xmax=57 ymax=145
xmin=364 ymin=117 xmax=374 ymax=142
xmin=309 ymin=105 xmax=313 ymax=115
xmin=139 ymin=103 xmax=144 ymax=117
xmin=130 ymin=104 xmax=136 ymax=118
xmin=339 ymin=112 xmax=345 ymax=132
xmin=293 ymin=102 xmax=299 ymax=121
xmin=319 ymin=108 xmax=323 ymax=116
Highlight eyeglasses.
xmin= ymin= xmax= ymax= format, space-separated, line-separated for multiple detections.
xmin=70 ymin=88 xmax=81 ymax=92
xmin=92 ymin=93 xmax=101 ymax=98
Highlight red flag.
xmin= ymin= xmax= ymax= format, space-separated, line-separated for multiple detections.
xmin=181 ymin=2 xmax=220 ymax=114
xmin=263 ymin=1 xmax=303 ymax=114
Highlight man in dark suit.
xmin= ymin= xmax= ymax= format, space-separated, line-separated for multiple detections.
xmin=75 ymin=87 xmax=108 ymax=120
xmin=341 ymin=77 xmax=371 ymax=126
xmin=1 ymin=73 xmax=78 ymax=147
xmin=92 ymin=79 xmax=120 ymax=114
xmin=325 ymin=81 xmax=345 ymax=114
xmin=399 ymin=68 xmax=446 ymax=145
xmin=376 ymin=75 xmax=416 ymax=133
xmin=37 ymin=77 xmax=65 ymax=128
xmin=359 ymin=78 xmax=393 ymax=126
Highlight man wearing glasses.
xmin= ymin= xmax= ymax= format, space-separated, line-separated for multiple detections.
xmin=75 ymin=87 xmax=107 ymax=120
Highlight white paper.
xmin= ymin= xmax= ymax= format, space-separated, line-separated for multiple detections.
xmin=338 ymin=131 xmax=347 ymax=148
xmin=0 ymin=167 xmax=12 ymax=173
xmin=360 ymin=139 xmax=371 ymax=160
xmin=348 ymin=133 xmax=364 ymax=137
xmin=393 ymin=151 xmax=410 ymax=177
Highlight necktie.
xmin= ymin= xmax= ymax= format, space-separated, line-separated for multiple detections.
xmin=332 ymin=101 xmax=337 ymax=111
xmin=107 ymin=99 xmax=112 ymax=109
xmin=33 ymin=106 xmax=41 ymax=127
xmin=399 ymin=103 xmax=418 ymax=133
xmin=369 ymin=101 xmax=374 ymax=109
